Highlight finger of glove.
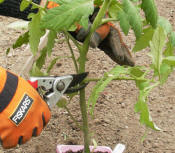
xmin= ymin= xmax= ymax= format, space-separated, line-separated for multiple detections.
xmin=1 ymin=133 xmax=19 ymax=149
xmin=95 ymin=23 xmax=110 ymax=41
xmin=99 ymin=26 xmax=135 ymax=66
xmin=76 ymin=23 xmax=91 ymax=42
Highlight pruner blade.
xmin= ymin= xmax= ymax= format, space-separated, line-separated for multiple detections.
xmin=28 ymin=72 xmax=88 ymax=109
xmin=65 ymin=72 xmax=89 ymax=94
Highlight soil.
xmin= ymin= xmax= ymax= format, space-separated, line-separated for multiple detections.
xmin=0 ymin=0 xmax=175 ymax=153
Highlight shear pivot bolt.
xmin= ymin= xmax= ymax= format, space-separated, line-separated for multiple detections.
xmin=57 ymin=81 xmax=65 ymax=91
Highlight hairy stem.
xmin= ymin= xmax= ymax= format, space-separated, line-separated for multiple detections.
xmin=64 ymin=31 xmax=82 ymax=51
xmin=101 ymin=18 xmax=118 ymax=25
xmin=78 ymin=1 xmax=111 ymax=152
xmin=26 ymin=0 xmax=45 ymax=10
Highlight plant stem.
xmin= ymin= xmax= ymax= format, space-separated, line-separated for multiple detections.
xmin=101 ymin=18 xmax=118 ymax=25
xmin=64 ymin=31 xmax=82 ymax=51
xmin=64 ymin=33 xmax=79 ymax=73
xmin=26 ymin=0 xmax=45 ymax=10
xmin=79 ymin=89 xmax=90 ymax=153
xmin=78 ymin=1 xmax=111 ymax=152
xmin=82 ymin=0 xmax=112 ymax=57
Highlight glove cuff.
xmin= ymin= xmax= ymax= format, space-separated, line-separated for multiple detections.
xmin=0 ymin=0 xmax=41 ymax=20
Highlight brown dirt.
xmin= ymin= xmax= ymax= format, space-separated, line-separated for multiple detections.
xmin=0 ymin=0 xmax=175 ymax=153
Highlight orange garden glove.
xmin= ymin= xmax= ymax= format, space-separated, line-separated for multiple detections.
xmin=0 ymin=67 xmax=51 ymax=149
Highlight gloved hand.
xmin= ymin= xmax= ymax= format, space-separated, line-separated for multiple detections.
xmin=76 ymin=7 xmax=135 ymax=66
xmin=0 ymin=67 xmax=51 ymax=149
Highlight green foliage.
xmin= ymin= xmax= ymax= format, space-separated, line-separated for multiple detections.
xmin=20 ymin=0 xmax=30 ymax=11
xmin=0 ymin=0 xmax=4 ymax=3
xmin=36 ymin=47 xmax=47 ymax=69
xmin=158 ymin=16 xmax=175 ymax=47
xmin=133 ymin=27 xmax=154 ymax=52
xmin=159 ymin=63 xmax=173 ymax=84
xmin=123 ymin=0 xmax=142 ymax=39
xmin=47 ymin=57 xmax=61 ymax=73
xmin=170 ymin=32 xmax=175 ymax=47
xmin=47 ymin=30 xmax=57 ymax=56
xmin=135 ymin=87 xmax=160 ymax=130
xmin=28 ymin=11 xmax=45 ymax=55
xmin=13 ymin=31 xmax=29 ymax=49
xmin=163 ymin=56 xmax=175 ymax=66
xmin=158 ymin=16 xmax=172 ymax=35
xmin=94 ymin=0 xmax=103 ymax=6
xmin=108 ymin=1 xmax=130 ymax=35
xmin=6 ymin=48 xmax=10 ymax=55
xmin=88 ymin=66 xmax=128 ymax=115
xmin=57 ymin=97 xmax=67 ymax=108
xmin=41 ymin=0 xmax=94 ymax=31
xmin=117 ymin=10 xmax=130 ymax=35
xmin=164 ymin=41 xmax=174 ymax=57
xmin=141 ymin=0 xmax=158 ymax=28
xmin=30 ymin=63 xmax=48 ymax=76
xmin=149 ymin=26 xmax=166 ymax=77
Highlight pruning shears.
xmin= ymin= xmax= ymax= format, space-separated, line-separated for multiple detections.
xmin=28 ymin=73 xmax=88 ymax=108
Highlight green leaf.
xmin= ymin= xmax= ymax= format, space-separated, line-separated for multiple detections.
xmin=133 ymin=27 xmax=154 ymax=52
xmin=68 ymin=24 xmax=77 ymax=31
xmin=20 ymin=0 xmax=30 ymax=11
xmin=67 ymin=92 xmax=78 ymax=101
xmin=123 ymin=0 xmax=142 ymax=39
xmin=170 ymin=32 xmax=175 ymax=47
xmin=47 ymin=30 xmax=57 ymax=56
xmin=29 ymin=11 xmax=45 ymax=55
xmin=54 ymin=0 xmax=71 ymax=5
xmin=36 ymin=47 xmax=47 ymax=69
xmin=141 ymin=0 xmax=158 ymax=28
xmin=47 ymin=57 xmax=61 ymax=73
xmin=164 ymin=40 xmax=174 ymax=57
xmin=108 ymin=1 xmax=130 ymax=35
xmin=88 ymin=66 xmax=127 ymax=115
xmin=118 ymin=10 xmax=130 ymax=35
xmin=41 ymin=0 xmax=94 ymax=31
xmin=108 ymin=0 xmax=122 ymax=19
xmin=57 ymin=97 xmax=67 ymax=108
xmin=30 ymin=63 xmax=47 ymax=76
xmin=149 ymin=26 xmax=166 ymax=76
xmin=136 ymin=80 xmax=150 ymax=90
xmin=130 ymin=0 xmax=140 ymax=2
xmin=135 ymin=90 xmax=160 ymax=130
xmin=0 ymin=0 xmax=4 ymax=4
xmin=159 ymin=63 xmax=172 ymax=84
xmin=163 ymin=56 xmax=175 ymax=66
xmin=157 ymin=16 xmax=172 ymax=35
xmin=129 ymin=66 xmax=145 ymax=77
xmin=6 ymin=48 xmax=10 ymax=55
xmin=13 ymin=31 xmax=29 ymax=49
xmin=94 ymin=0 xmax=103 ymax=6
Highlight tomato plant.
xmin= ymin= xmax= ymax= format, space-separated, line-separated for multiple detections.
xmin=5 ymin=0 xmax=175 ymax=152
